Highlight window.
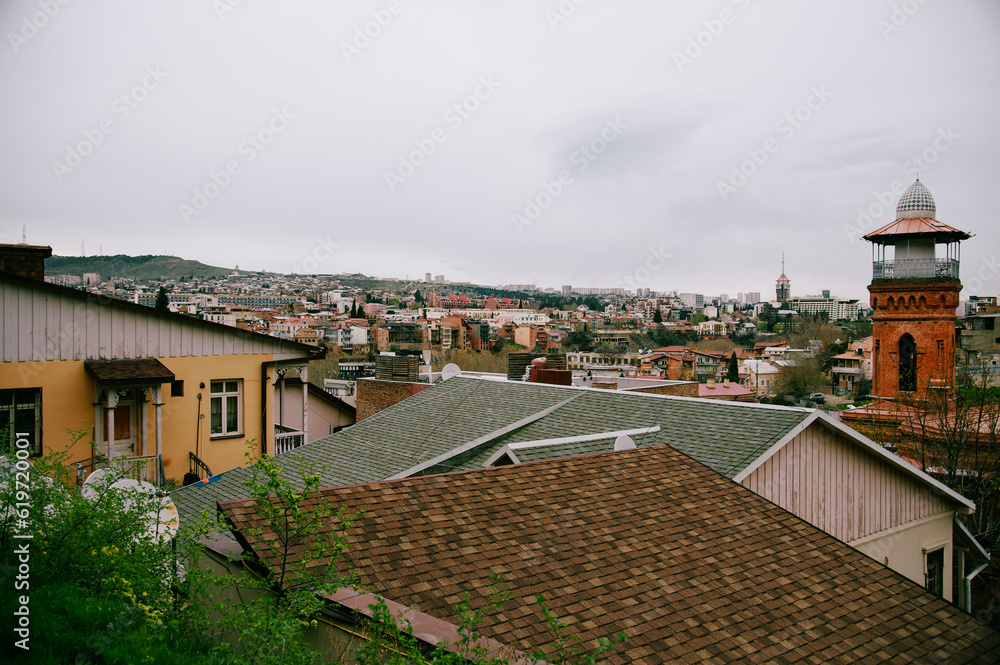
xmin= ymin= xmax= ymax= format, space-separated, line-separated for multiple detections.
xmin=899 ymin=334 xmax=917 ymax=392
xmin=0 ymin=389 xmax=42 ymax=457
xmin=171 ymin=380 xmax=184 ymax=397
xmin=925 ymin=547 xmax=945 ymax=598
xmin=210 ymin=380 xmax=242 ymax=437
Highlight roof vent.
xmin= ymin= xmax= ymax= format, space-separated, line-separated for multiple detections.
xmin=614 ymin=435 xmax=636 ymax=451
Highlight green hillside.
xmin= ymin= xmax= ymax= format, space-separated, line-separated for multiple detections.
xmin=45 ymin=254 xmax=231 ymax=280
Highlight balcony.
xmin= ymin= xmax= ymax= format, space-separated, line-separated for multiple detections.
xmin=274 ymin=428 xmax=305 ymax=456
xmin=872 ymin=258 xmax=959 ymax=281
xmin=73 ymin=453 xmax=166 ymax=488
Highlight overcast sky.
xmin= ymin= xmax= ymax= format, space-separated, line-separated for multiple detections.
xmin=2 ymin=1 xmax=998 ymax=301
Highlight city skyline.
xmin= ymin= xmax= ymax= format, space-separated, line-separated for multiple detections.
xmin=2 ymin=1 xmax=999 ymax=302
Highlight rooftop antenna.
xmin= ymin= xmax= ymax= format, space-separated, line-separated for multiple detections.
xmin=21 ymin=224 xmax=26 ymax=244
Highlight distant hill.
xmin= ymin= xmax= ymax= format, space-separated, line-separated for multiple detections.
xmin=45 ymin=254 xmax=231 ymax=281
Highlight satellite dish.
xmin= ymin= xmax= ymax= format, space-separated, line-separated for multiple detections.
xmin=81 ymin=467 xmax=121 ymax=500
xmin=107 ymin=478 xmax=178 ymax=542
xmin=0 ymin=456 xmax=14 ymax=481
xmin=441 ymin=363 xmax=461 ymax=381
xmin=152 ymin=498 xmax=180 ymax=542
xmin=614 ymin=435 xmax=636 ymax=451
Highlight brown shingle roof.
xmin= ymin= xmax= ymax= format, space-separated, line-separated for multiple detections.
xmin=84 ymin=358 xmax=175 ymax=385
xmin=219 ymin=446 xmax=1000 ymax=664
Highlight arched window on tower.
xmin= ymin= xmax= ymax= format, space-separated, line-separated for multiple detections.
xmin=899 ymin=333 xmax=917 ymax=392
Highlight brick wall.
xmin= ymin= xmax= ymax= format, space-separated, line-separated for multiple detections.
xmin=0 ymin=244 xmax=52 ymax=280
xmin=356 ymin=378 xmax=431 ymax=421
xmin=869 ymin=281 xmax=959 ymax=398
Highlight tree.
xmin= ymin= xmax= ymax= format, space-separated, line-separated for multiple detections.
xmin=899 ymin=370 xmax=1000 ymax=551
xmin=652 ymin=308 xmax=663 ymax=324
xmin=845 ymin=367 xmax=1000 ymax=624
xmin=772 ymin=357 xmax=825 ymax=401
xmin=0 ymin=429 xmax=218 ymax=663
xmin=0 ymin=435 xmax=627 ymax=663
xmin=154 ymin=286 xmax=170 ymax=311
xmin=564 ymin=329 xmax=593 ymax=352
xmin=815 ymin=341 xmax=848 ymax=373
xmin=726 ymin=353 xmax=739 ymax=383
xmin=213 ymin=447 xmax=357 ymax=665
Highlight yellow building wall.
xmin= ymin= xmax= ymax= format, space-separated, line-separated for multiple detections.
xmin=1 ymin=353 xmax=276 ymax=484
xmin=2 ymin=359 xmax=97 ymax=462
xmin=151 ymin=354 xmax=274 ymax=481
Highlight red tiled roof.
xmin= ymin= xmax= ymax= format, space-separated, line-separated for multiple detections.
xmin=220 ymin=446 xmax=999 ymax=664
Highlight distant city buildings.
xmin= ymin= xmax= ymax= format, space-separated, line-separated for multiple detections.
xmin=787 ymin=296 xmax=859 ymax=321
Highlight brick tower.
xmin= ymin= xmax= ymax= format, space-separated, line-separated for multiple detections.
xmin=864 ymin=180 xmax=971 ymax=399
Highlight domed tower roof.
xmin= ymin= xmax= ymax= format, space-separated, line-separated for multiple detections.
xmin=863 ymin=179 xmax=971 ymax=244
xmin=895 ymin=180 xmax=936 ymax=220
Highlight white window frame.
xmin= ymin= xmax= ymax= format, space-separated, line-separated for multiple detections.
xmin=210 ymin=379 xmax=243 ymax=438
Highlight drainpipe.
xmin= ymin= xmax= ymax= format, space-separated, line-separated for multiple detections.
xmin=261 ymin=361 xmax=276 ymax=456
xmin=964 ymin=562 xmax=989 ymax=614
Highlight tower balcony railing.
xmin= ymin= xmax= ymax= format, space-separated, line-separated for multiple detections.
xmin=872 ymin=258 xmax=959 ymax=281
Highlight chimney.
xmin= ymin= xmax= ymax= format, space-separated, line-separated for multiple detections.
xmin=527 ymin=356 xmax=547 ymax=382
xmin=724 ymin=378 xmax=730 ymax=388
xmin=706 ymin=378 xmax=715 ymax=389
xmin=0 ymin=243 xmax=52 ymax=281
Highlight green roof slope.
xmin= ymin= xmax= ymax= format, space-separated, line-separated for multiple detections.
xmin=173 ymin=376 xmax=811 ymax=522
